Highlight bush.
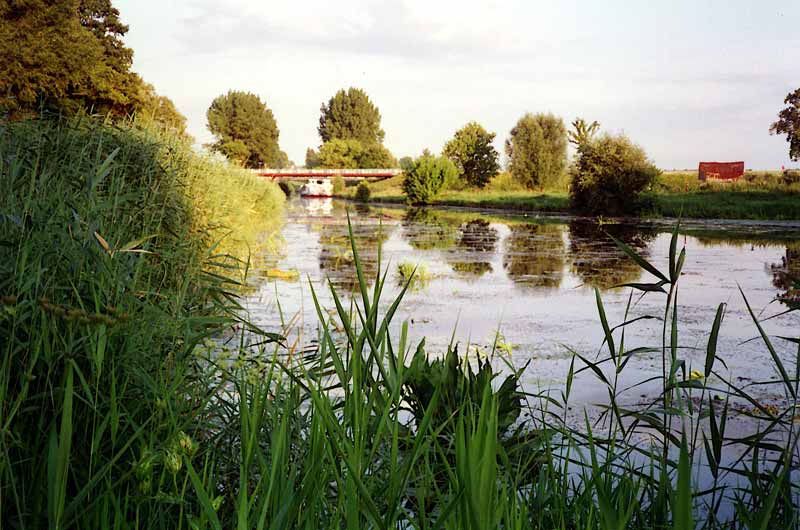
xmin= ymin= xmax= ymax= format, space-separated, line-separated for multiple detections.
xmin=570 ymin=133 xmax=660 ymax=215
xmin=505 ymin=113 xmax=567 ymax=189
xmin=442 ymin=121 xmax=500 ymax=188
xmin=355 ymin=181 xmax=371 ymax=202
xmin=402 ymin=155 xmax=458 ymax=204
xmin=784 ymin=169 xmax=800 ymax=185
xmin=332 ymin=175 xmax=345 ymax=194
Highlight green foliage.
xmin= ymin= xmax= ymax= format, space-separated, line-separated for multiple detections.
xmin=570 ymin=132 xmax=661 ymax=214
xmin=355 ymin=181 xmax=371 ymax=202
xmin=316 ymin=138 xmax=396 ymax=169
xmin=0 ymin=0 xmax=185 ymax=131
xmin=318 ymin=87 xmax=385 ymax=144
xmin=206 ymin=90 xmax=284 ymax=168
xmin=396 ymin=261 xmax=431 ymax=290
xmin=505 ymin=112 xmax=568 ymax=189
xmin=0 ymin=116 xmax=283 ymax=529
xmin=770 ymin=87 xmax=800 ymax=161
xmin=331 ymin=175 xmax=345 ymax=194
xmin=305 ymin=147 xmax=320 ymax=168
xmin=568 ymin=117 xmax=600 ymax=147
xmin=404 ymin=344 xmax=522 ymax=434
xmin=402 ymin=155 xmax=458 ymax=204
xmin=443 ymin=121 xmax=500 ymax=188
xmin=399 ymin=156 xmax=414 ymax=171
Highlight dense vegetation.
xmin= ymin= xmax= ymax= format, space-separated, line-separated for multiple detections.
xmin=402 ymin=154 xmax=459 ymax=204
xmin=315 ymin=138 xmax=396 ymax=169
xmin=0 ymin=116 xmax=284 ymax=529
xmin=306 ymin=87 xmax=397 ymax=169
xmin=771 ymin=87 xmax=800 ymax=161
xmin=206 ymin=90 xmax=289 ymax=168
xmin=505 ymin=113 xmax=568 ymax=189
xmin=443 ymin=121 xmax=500 ymax=188
xmin=0 ymin=0 xmax=186 ymax=136
xmin=570 ymin=132 xmax=661 ymax=214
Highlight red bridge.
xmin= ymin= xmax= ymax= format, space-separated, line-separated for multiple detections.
xmin=251 ymin=168 xmax=403 ymax=180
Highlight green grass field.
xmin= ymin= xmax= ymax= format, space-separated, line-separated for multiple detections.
xmin=341 ymin=171 xmax=800 ymax=220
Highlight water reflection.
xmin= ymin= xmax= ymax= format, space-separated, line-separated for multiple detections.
xmin=402 ymin=209 xmax=458 ymax=250
xmin=503 ymin=224 xmax=565 ymax=290
xmin=318 ymin=222 xmax=392 ymax=291
xmin=568 ymin=221 xmax=657 ymax=289
xmin=770 ymin=244 xmax=800 ymax=308
xmin=449 ymin=219 xmax=498 ymax=278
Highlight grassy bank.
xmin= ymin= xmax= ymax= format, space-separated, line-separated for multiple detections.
xmin=342 ymin=172 xmax=800 ymax=220
xmin=0 ymin=117 xmax=283 ymax=529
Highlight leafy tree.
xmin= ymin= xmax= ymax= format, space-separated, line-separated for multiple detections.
xmin=770 ymin=88 xmax=800 ymax=161
xmin=206 ymin=91 xmax=283 ymax=168
xmin=358 ymin=142 xmax=397 ymax=168
xmin=316 ymin=139 xmax=396 ymax=169
xmin=318 ymin=87 xmax=385 ymax=144
xmin=1 ymin=0 xmax=188 ymax=133
xmin=402 ymin=155 xmax=457 ymax=204
xmin=139 ymin=83 xmax=189 ymax=138
xmin=505 ymin=113 xmax=568 ymax=189
xmin=399 ymin=156 xmax=414 ymax=171
xmin=442 ymin=122 xmax=500 ymax=188
xmin=568 ymin=118 xmax=600 ymax=147
xmin=1 ymin=0 xmax=143 ymax=117
xmin=305 ymin=148 xmax=320 ymax=168
xmin=569 ymin=133 xmax=660 ymax=215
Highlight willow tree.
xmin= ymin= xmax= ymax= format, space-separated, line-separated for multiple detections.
xmin=505 ymin=113 xmax=568 ymax=189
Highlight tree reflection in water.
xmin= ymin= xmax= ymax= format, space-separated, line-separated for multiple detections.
xmin=449 ymin=219 xmax=498 ymax=278
xmin=770 ymin=243 xmax=800 ymax=308
xmin=402 ymin=208 xmax=458 ymax=251
xmin=318 ymin=222 xmax=392 ymax=292
xmin=502 ymin=224 xmax=566 ymax=290
xmin=568 ymin=220 xmax=657 ymax=290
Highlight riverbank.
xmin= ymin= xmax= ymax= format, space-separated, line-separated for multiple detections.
xmin=0 ymin=117 xmax=285 ymax=529
xmin=339 ymin=173 xmax=800 ymax=220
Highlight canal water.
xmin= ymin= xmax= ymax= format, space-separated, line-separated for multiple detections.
xmin=244 ymin=198 xmax=799 ymax=421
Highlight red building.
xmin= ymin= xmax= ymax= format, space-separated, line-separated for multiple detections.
xmin=698 ymin=161 xmax=745 ymax=181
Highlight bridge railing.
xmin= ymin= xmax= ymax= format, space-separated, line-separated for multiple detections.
xmin=250 ymin=168 xmax=403 ymax=177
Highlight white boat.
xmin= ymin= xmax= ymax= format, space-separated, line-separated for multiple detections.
xmin=299 ymin=178 xmax=333 ymax=197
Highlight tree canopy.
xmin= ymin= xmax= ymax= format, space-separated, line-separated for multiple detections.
xmin=1 ymin=0 xmax=187 ymax=134
xmin=505 ymin=113 xmax=568 ymax=189
xmin=442 ymin=122 xmax=499 ymax=188
xmin=206 ymin=91 xmax=286 ymax=168
xmin=770 ymin=88 xmax=800 ymax=161
xmin=316 ymin=139 xmax=396 ymax=169
xmin=569 ymin=132 xmax=660 ymax=214
xmin=318 ymin=88 xmax=385 ymax=144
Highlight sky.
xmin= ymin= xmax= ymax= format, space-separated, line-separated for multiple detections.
xmin=117 ymin=0 xmax=799 ymax=169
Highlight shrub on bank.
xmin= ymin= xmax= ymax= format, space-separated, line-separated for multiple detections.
xmin=570 ymin=133 xmax=660 ymax=214
xmin=402 ymin=154 xmax=458 ymax=204
xmin=355 ymin=180 xmax=371 ymax=202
